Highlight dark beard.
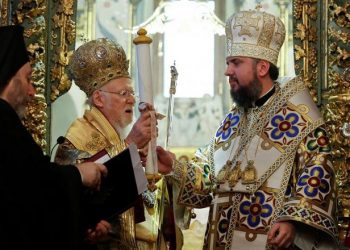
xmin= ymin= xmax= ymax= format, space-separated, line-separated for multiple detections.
xmin=230 ymin=76 xmax=262 ymax=109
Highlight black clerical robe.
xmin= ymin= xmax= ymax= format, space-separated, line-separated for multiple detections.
xmin=0 ymin=98 xmax=84 ymax=250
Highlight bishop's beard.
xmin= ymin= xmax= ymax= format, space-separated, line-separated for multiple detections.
xmin=114 ymin=118 xmax=133 ymax=140
xmin=230 ymin=76 xmax=262 ymax=110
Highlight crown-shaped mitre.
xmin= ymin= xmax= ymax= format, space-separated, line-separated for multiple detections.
xmin=225 ymin=9 xmax=285 ymax=66
xmin=68 ymin=38 xmax=130 ymax=96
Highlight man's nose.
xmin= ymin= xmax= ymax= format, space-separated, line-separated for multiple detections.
xmin=126 ymin=95 xmax=136 ymax=104
xmin=224 ymin=65 xmax=234 ymax=76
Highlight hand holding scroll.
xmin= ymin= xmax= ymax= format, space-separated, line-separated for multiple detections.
xmin=125 ymin=102 xmax=157 ymax=149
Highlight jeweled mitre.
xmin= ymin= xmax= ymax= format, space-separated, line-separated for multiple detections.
xmin=68 ymin=38 xmax=130 ymax=96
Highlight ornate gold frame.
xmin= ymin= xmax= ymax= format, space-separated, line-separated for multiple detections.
xmin=293 ymin=0 xmax=350 ymax=242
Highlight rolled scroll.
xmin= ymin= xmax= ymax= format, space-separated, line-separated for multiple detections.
xmin=133 ymin=28 xmax=158 ymax=176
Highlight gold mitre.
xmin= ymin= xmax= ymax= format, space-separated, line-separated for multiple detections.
xmin=68 ymin=38 xmax=130 ymax=96
xmin=225 ymin=7 xmax=285 ymax=66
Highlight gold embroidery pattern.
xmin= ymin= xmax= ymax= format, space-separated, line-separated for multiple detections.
xmin=231 ymin=44 xmax=279 ymax=66
xmin=274 ymin=19 xmax=286 ymax=48
xmin=278 ymin=204 xmax=338 ymax=240
xmin=224 ymin=193 xmax=244 ymax=250
xmin=211 ymin=77 xmax=306 ymax=187
xmin=222 ymin=140 xmax=232 ymax=151
xmin=68 ymin=38 xmax=130 ymax=96
xmin=214 ymin=112 xmax=240 ymax=151
xmin=177 ymin=162 xmax=212 ymax=207
xmin=233 ymin=11 xmax=261 ymax=37
xmin=269 ymin=120 xmax=325 ymax=224
xmin=297 ymin=104 xmax=310 ymax=115
xmin=215 ymin=86 xmax=280 ymax=187
xmin=211 ymin=201 xmax=232 ymax=248
xmin=226 ymin=9 xmax=285 ymax=65
xmin=212 ymin=78 xmax=324 ymax=249
xmin=257 ymin=13 xmax=274 ymax=48
xmin=225 ymin=14 xmax=234 ymax=56
xmin=261 ymin=137 xmax=273 ymax=150
xmin=173 ymin=159 xmax=186 ymax=182
xmin=250 ymin=119 xmax=324 ymax=195
xmin=85 ymin=132 xmax=107 ymax=152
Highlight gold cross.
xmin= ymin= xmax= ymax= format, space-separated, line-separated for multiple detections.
xmin=233 ymin=12 xmax=261 ymax=37
xmin=255 ymin=3 xmax=262 ymax=11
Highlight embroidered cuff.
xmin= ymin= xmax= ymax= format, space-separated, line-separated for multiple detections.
xmin=173 ymin=159 xmax=186 ymax=182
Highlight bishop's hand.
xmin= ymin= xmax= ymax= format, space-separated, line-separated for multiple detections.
xmin=267 ymin=221 xmax=295 ymax=249
xmin=156 ymin=146 xmax=176 ymax=175
xmin=125 ymin=102 xmax=156 ymax=149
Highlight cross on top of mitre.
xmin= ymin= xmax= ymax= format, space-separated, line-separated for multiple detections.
xmin=233 ymin=12 xmax=261 ymax=37
xmin=255 ymin=3 xmax=263 ymax=11
xmin=232 ymin=3 xmax=264 ymax=37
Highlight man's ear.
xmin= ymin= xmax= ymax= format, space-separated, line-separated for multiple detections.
xmin=92 ymin=90 xmax=104 ymax=108
xmin=256 ymin=60 xmax=270 ymax=77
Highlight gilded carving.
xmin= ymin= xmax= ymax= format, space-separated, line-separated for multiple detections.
xmin=329 ymin=27 xmax=350 ymax=43
xmin=12 ymin=0 xmax=48 ymax=150
xmin=329 ymin=2 xmax=350 ymax=28
xmin=0 ymin=0 xmax=9 ymax=26
xmin=293 ymin=0 xmax=318 ymax=103
xmin=294 ymin=23 xmax=306 ymax=40
xmin=324 ymin=68 xmax=350 ymax=243
xmin=321 ymin=0 xmax=350 ymax=244
xmin=294 ymin=44 xmax=305 ymax=61
xmin=49 ymin=0 xmax=76 ymax=102
xmin=293 ymin=0 xmax=350 ymax=243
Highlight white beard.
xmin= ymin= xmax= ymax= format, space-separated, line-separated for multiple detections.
xmin=114 ymin=121 xmax=133 ymax=140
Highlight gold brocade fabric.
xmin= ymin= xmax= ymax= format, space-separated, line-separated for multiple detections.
xmin=64 ymin=106 xmax=126 ymax=156
xmin=54 ymin=106 xmax=161 ymax=249
xmin=173 ymin=77 xmax=338 ymax=250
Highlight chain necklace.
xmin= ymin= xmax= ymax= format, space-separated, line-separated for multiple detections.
xmin=216 ymin=111 xmax=255 ymax=186
xmin=216 ymin=85 xmax=278 ymax=188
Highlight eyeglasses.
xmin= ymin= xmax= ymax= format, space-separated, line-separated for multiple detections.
xmin=98 ymin=89 xmax=136 ymax=98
